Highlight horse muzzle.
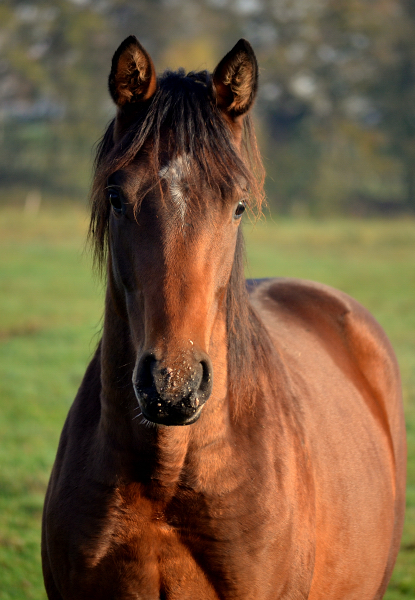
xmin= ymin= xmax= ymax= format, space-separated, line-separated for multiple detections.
xmin=133 ymin=351 xmax=213 ymax=425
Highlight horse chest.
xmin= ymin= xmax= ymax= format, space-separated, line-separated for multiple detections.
xmin=72 ymin=487 xmax=293 ymax=600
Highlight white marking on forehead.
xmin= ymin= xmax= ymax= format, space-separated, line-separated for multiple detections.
xmin=158 ymin=155 xmax=191 ymax=221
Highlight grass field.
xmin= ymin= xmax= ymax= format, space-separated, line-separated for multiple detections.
xmin=0 ymin=205 xmax=414 ymax=599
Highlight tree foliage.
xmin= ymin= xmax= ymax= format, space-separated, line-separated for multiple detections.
xmin=1 ymin=0 xmax=414 ymax=213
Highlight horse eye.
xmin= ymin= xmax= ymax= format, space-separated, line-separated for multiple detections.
xmin=234 ymin=201 xmax=246 ymax=219
xmin=108 ymin=188 xmax=125 ymax=216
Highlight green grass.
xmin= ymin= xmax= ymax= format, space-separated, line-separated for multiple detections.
xmin=0 ymin=206 xmax=414 ymax=599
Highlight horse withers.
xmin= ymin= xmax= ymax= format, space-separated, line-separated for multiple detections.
xmin=42 ymin=37 xmax=406 ymax=599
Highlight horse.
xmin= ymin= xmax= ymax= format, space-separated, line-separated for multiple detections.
xmin=41 ymin=37 xmax=406 ymax=599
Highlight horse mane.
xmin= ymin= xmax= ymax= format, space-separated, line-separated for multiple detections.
xmin=89 ymin=68 xmax=274 ymax=416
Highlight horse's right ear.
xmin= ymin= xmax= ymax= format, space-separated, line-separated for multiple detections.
xmin=108 ymin=36 xmax=157 ymax=108
xmin=213 ymin=39 xmax=258 ymax=121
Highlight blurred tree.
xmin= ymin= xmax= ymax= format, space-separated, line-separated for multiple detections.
xmin=372 ymin=0 xmax=415 ymax=211
xmin=246 ymin=0 xmax=413 ymax=213
xmin=0 ymin=0 xmax=112 ymax=195
xmin=0 ymin=0 xmax=414 ymax=213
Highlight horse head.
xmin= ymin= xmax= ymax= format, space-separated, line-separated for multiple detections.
xmin=92 ymin=37 xmax=261 ymax=426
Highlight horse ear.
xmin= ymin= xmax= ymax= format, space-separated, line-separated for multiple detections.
xmin=213 ymin=39 xmax=258 ymax=120
xmin=108 ymin=36 xmax=157 ymax=108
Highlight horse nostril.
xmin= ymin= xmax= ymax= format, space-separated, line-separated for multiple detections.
xmin=136 ymin=353 xmax=157 ymax=391
xmin=198 ymin=359 xmax=213 ymax=396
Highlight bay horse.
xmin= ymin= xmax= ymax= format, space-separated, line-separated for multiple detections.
xmin=42 ymin=37 xmax=406 ymax=599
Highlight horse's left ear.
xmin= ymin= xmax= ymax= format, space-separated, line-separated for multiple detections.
xmin=213 ymin=39 xmax=258 ymax=120
xmin=108 ymin=35 xmax=157 ymax=108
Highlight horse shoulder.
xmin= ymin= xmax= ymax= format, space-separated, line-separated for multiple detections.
xmin=45 ymin=341 xmax=102 ymax=485
xmin=248 ymin=277 xmax=406 ymax=597
xmin=42 ymin=343 xmax=111 ymax=593
xmin=248 ymin=277 xmax=404 ymax=445
xmin=247 ymin=276 xmax=402 ymax=475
